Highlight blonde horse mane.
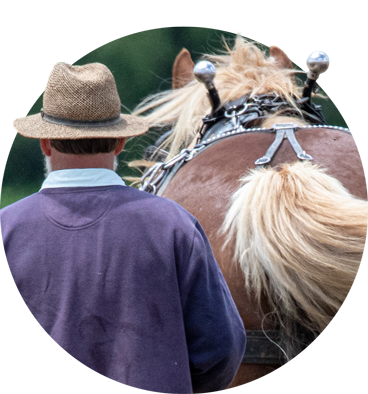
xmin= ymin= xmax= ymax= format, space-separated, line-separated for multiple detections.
xmin=133 ymin=37 xmax=306 ymax=159
xmin=222 ymin=161 xmax=367 ymax=340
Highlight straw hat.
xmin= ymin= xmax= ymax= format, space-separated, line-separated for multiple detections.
xmin=14 ymin=62 xmax=149 ymax=139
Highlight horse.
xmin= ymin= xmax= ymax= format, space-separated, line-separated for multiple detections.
xmin=132 ymin=38 xmax=368 ymax=387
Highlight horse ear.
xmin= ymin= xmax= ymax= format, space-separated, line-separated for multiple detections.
xmin=172 ymin=48 xmax=195 ymax=89
xmin=270 ymin=46 xmax=293 ymax=69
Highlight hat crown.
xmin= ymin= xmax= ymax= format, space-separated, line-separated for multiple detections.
xmin=43 ymin=63 xmax=121 ymax=121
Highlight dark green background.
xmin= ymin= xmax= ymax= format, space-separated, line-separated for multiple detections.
xmin=0 ymin=27 xmax=368 ymax=205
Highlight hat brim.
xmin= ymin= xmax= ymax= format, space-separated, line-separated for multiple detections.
xmin=14 ymin=113 xmax=149 ymax=139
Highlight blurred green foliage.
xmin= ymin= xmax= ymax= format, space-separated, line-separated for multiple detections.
xmin=0 ymin=26 xmax=368 ymax=207
xmin=0 ymin=184 xmax=41 ymax=209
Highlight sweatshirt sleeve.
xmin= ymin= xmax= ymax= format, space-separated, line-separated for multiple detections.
xmin=177 ymin=220 xmax=246 ymax=393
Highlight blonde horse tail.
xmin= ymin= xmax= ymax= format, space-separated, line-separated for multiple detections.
xmin=222 ymin=161 xmax=368 ymax=344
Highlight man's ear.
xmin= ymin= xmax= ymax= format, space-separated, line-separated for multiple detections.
xmin=115 ymin=138 xmax=126 ymax=156
xmin=40 ymin=139 xmax=52 ymax=156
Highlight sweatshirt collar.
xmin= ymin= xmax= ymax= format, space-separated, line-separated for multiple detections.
xmin=40 ymin=168 xmax=126 ymax=190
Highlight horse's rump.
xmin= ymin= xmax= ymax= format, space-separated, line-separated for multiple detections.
xmin=162 ymin=127 xmax=367 ymax=357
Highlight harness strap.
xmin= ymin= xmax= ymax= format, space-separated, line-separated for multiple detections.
xmin=254 ymin=127 xmax=287 ymax=166
xmin=199 ymin=93 xmax=327 ymax=143
xmin=242 ymin=330 xmax=287 ymax=364
xmin=140 ymin=125 xmax=350 ymax=195
xmin=255 ymin=123 xmax=313 ymax=166
xmin=285 ymin=126 xmax=313 ymax=160
xmin=243 ymin=328 xmax=317 ymax=364
xmin=156 ymin=159 xmax=185 ymax=197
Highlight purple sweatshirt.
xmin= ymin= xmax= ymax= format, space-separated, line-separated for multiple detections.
xmin=1 ymin=181 xmax=246 ymax=393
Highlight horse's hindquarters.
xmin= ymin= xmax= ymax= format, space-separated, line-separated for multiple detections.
xmin=162 ymin=127 xmax=367 ymax=385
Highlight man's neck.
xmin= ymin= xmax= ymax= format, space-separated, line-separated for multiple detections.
xmin=50 ymin=151 xmax=116 ymax=171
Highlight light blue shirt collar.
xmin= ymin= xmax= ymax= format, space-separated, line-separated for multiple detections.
xmin=40 ymin=168 xmax=126 ymax=190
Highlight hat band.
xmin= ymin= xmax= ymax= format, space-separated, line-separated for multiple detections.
xmin=41 ymin=111 xmax=122 ymax=128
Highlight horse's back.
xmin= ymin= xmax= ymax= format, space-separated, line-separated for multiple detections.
xmin=163 ymin=127 xmax=366 ymax=203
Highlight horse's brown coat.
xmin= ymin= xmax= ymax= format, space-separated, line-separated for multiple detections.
xmin=162 ymin=128 xmax=366 ymax=385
